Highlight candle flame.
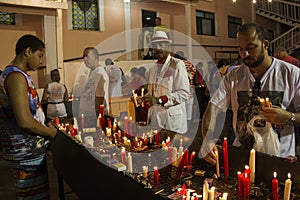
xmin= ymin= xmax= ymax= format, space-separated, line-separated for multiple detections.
xmin=237 ymin=171 xmax=241 ymax=175
xmin=224 ymin=137 xmax=227 ymax=141
xmin=273 ymin=172 xmax=277 ymax=178
xmin=288 ymin=172 xmax=291 ymax=179
xmin=245 ymin=165 xmax=249 ymax=170
xmin=192 ymin=151 xmax=196 ymax=155
xmin=223 ymin=193 xmax=228 ymax=198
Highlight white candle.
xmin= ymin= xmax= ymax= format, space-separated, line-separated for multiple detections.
xmin=132 ymin=90 xmax=138 ymax=106
xmin=219 ymin=193 xmax=228 ymax=200
xmin=177 ymin=138 xmax=183 ymax=167
xmin=142 ymin=166 xmax=148 ymax=178
xmin=208 ymin=186 xmax=215 ymax=200
xmin=172 ymin=146 xmax=177 ymax=166
xmin=203 ymin=180 xmax=209 ymax=200
xmin=127 ymin=152 xmax=132 ymax=173
xmin=283 ymin=173 xmax=292 ymax=200
xmin=249 ymin=149 xmax=255 ymax=184
xmin=215 ymin=150 xmax=220 ymax=177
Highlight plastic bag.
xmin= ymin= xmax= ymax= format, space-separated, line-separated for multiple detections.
xmin=246 ymin=115 xmax=280 ymax=157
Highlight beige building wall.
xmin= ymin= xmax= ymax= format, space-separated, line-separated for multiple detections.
xmin=0 ymin=0 xmax=269 ymax=92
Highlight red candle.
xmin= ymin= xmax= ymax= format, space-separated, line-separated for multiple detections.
xmin=223 ymin=137 xmax=229 ymax=177
xmin=81 ymin=113 xmax=84 ymax=130
xmin=121 ymin=148 xmax=126 ymax=165
xmin=100 ymin=105 xmax=105 ymax=126
xmin=244 ymin=165 xmax=251 ymax=178
xmin=154 ymin=166 xmax=159 ymax=187
xmin=54 ymin=117 xmax=60 ymax=125
xmin=237 ymin=171 xmax=243 ymax=197
xmin=98 ymin=114 xmax=102 ymax=130
xmin=272 ymin=172 xmax=279 ymax=200
xmin=189 ymin=151 xmax=196 ymax=166
xmin=243 ymin=173 xmax=250 ymax=198
xmin=155 ymin=130 xmax=159 ymax=145
xmin=107 ymin=118 xmax=112 ymax=129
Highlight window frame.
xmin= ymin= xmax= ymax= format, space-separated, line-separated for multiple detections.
xmin=195 ymin=10 xmax=215 ymax=36
xmin=228 ymin=16 xmax=242 ymax=38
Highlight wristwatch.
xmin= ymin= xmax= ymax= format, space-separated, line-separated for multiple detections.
xmin=287 ymin=112 xmax=296 ymax=127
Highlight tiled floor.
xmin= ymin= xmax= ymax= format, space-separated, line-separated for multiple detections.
xmin=0 ymin=152 xmax=79 ymax=200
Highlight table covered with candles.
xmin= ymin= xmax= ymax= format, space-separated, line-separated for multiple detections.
xmin=49 ymin=121 xmax=300 ymax=200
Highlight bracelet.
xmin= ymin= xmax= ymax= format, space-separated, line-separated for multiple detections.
xmin=286 ymin=112 xmax=296 ymax=127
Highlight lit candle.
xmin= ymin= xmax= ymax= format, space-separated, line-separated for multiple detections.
xmin=265 ymin=97 xmax=271 ymax=107
xmin=215 ymin=150 xmax=220 ymax=177
xmin=166 ymin=136 xmax=171 ymax=146
xmin=100 ymin=104 xmax=105 ymax=127
xmin=121 ymin=147 xmax=126 ymax=165
xmin=129 ymin=116 xmax=133 ymax=136
xmin=283 ymin=173 xmax=292 ymax=200
xmin=249 ymin=149 xmax=255 ymax=184
xmin=178 ymin=138 xmax=184 ymax=166
xmin=141 ymin=88 xmax=145 ymax=107
xmin=203 ymin=180 xmax=209 ymax=200
xmin=189 ymin=151 xmax=196 ymax=166
xmin=208 ymin=186 xmax=215 ymax=200
xmin=237 ymin=171 xmax=243 ymax=197
xmin=244 ymin=165 xmax=250 ymax=178
xmin=272 ymin=172 xmax=279 ymax=200
xmin=113 ymin=119 xmax=117 ymax=132
xmin=142 ymin=166 xmax=148 ymax=178
xmin=81 ymin=113 xmax=84 ymax=130
xmin=223 ymin=137 xmax=229 ymax=177
xmin=127 ymin=152 xmax=132 ymax=173
xmin=132 ymin=90 xmax=138 ymax=106
xmin=219 ymin=193 xmax=228 ymax=200
xmin=243 ymin=173 xmax=250 ymax=198
xmin=97 ymin=114 xmax=102 ymax=129
xmin=154 ymin=166 xmax=159 ymax=187
xmin=54 ymin=117 xmax=60 ymax=125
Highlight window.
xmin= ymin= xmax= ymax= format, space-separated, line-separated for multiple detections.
xmin=0 ymin=12 xmax=15 ymax=25
xmin=72 ymin=0 xmax=99 ymax=31
xmin=196 ymin=10 xmax=215 ymax=36
xmin=228 ymin=16 xmax=242 ymax=38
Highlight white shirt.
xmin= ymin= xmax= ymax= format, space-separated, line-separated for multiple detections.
xmin=210 ymin=58 xmax=300 ymax=157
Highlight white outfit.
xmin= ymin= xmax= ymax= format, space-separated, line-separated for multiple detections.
xmin=79 ymin=67 xmax=109 ymax=119
xmin=105 ymin=64 xmax=122 ymax=97
xmin=210 ymin=58 xmax=300 ymax=157
xmin=146 ymin=55 xmax=190 ymax=134
xmin=46 ymin=82 xmax=67 ymax=119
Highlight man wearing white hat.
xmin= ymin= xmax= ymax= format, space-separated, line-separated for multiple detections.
xmin=143 ymin=30 xmax=190 ymax=140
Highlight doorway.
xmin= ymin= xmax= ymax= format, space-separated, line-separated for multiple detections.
xmin=142 ymin=10 xmax=156 ymax=28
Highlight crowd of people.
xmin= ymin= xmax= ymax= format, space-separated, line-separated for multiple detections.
xmin=1 ymin=21 xmax=300 ymax=198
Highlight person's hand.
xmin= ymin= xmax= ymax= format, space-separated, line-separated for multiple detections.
xmin=200 ymin=143 xmax=218 ymax=165
xmin=47 ymin=122 xmax=58 ymax=140
xmin=259 ymin=104 xmax=290 ymax=125
xmin=143 ymin=96 xmax=159 ymax=107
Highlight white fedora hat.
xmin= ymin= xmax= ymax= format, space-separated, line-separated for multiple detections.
xmin=151 ymin=30 xmax=172 ymax=44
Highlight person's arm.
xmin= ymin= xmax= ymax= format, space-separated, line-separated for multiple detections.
xmin=6 ymin=73 xmax=57 ymax=139
xmin=41 ymin=84 xmax=49 ymax=104
xmin=259 ymin=104 xmax=299 ymax=126
xmin=201 ymin=102 xmax=224 ymax=165
xmin=63 ymin=85 xmax=69 ymax=102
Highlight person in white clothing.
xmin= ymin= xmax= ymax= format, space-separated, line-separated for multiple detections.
xmin=42 ymin=69 xmax=68 ymax=121
xmin=142 ymin=31 xmax=190 ymax=141
xmin=201 ymin=23 xmax=300 ymax=165
xmin=104 ymin=58 xmax=122 ymax=97
xmin=78 ymin=47 xmax=109 ymax=128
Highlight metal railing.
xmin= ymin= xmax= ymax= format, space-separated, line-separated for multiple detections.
xmin=256 ymin=0 xmax=300 ymax=23
xmin=269 ymin=24 xmax=300 ymax=54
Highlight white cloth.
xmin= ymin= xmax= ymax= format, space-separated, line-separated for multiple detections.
xmin=105 ymin=64 xmax=122 ymax=97
xmin=79 ymin=67 xmax=109 ymax=119
xmin=46 ymin=82 xmax=67 ymax=119
xmin=210 ymin=58 xmax=300 ymax=157
xmin=146 ymin=55 xmax=190 ymax=134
